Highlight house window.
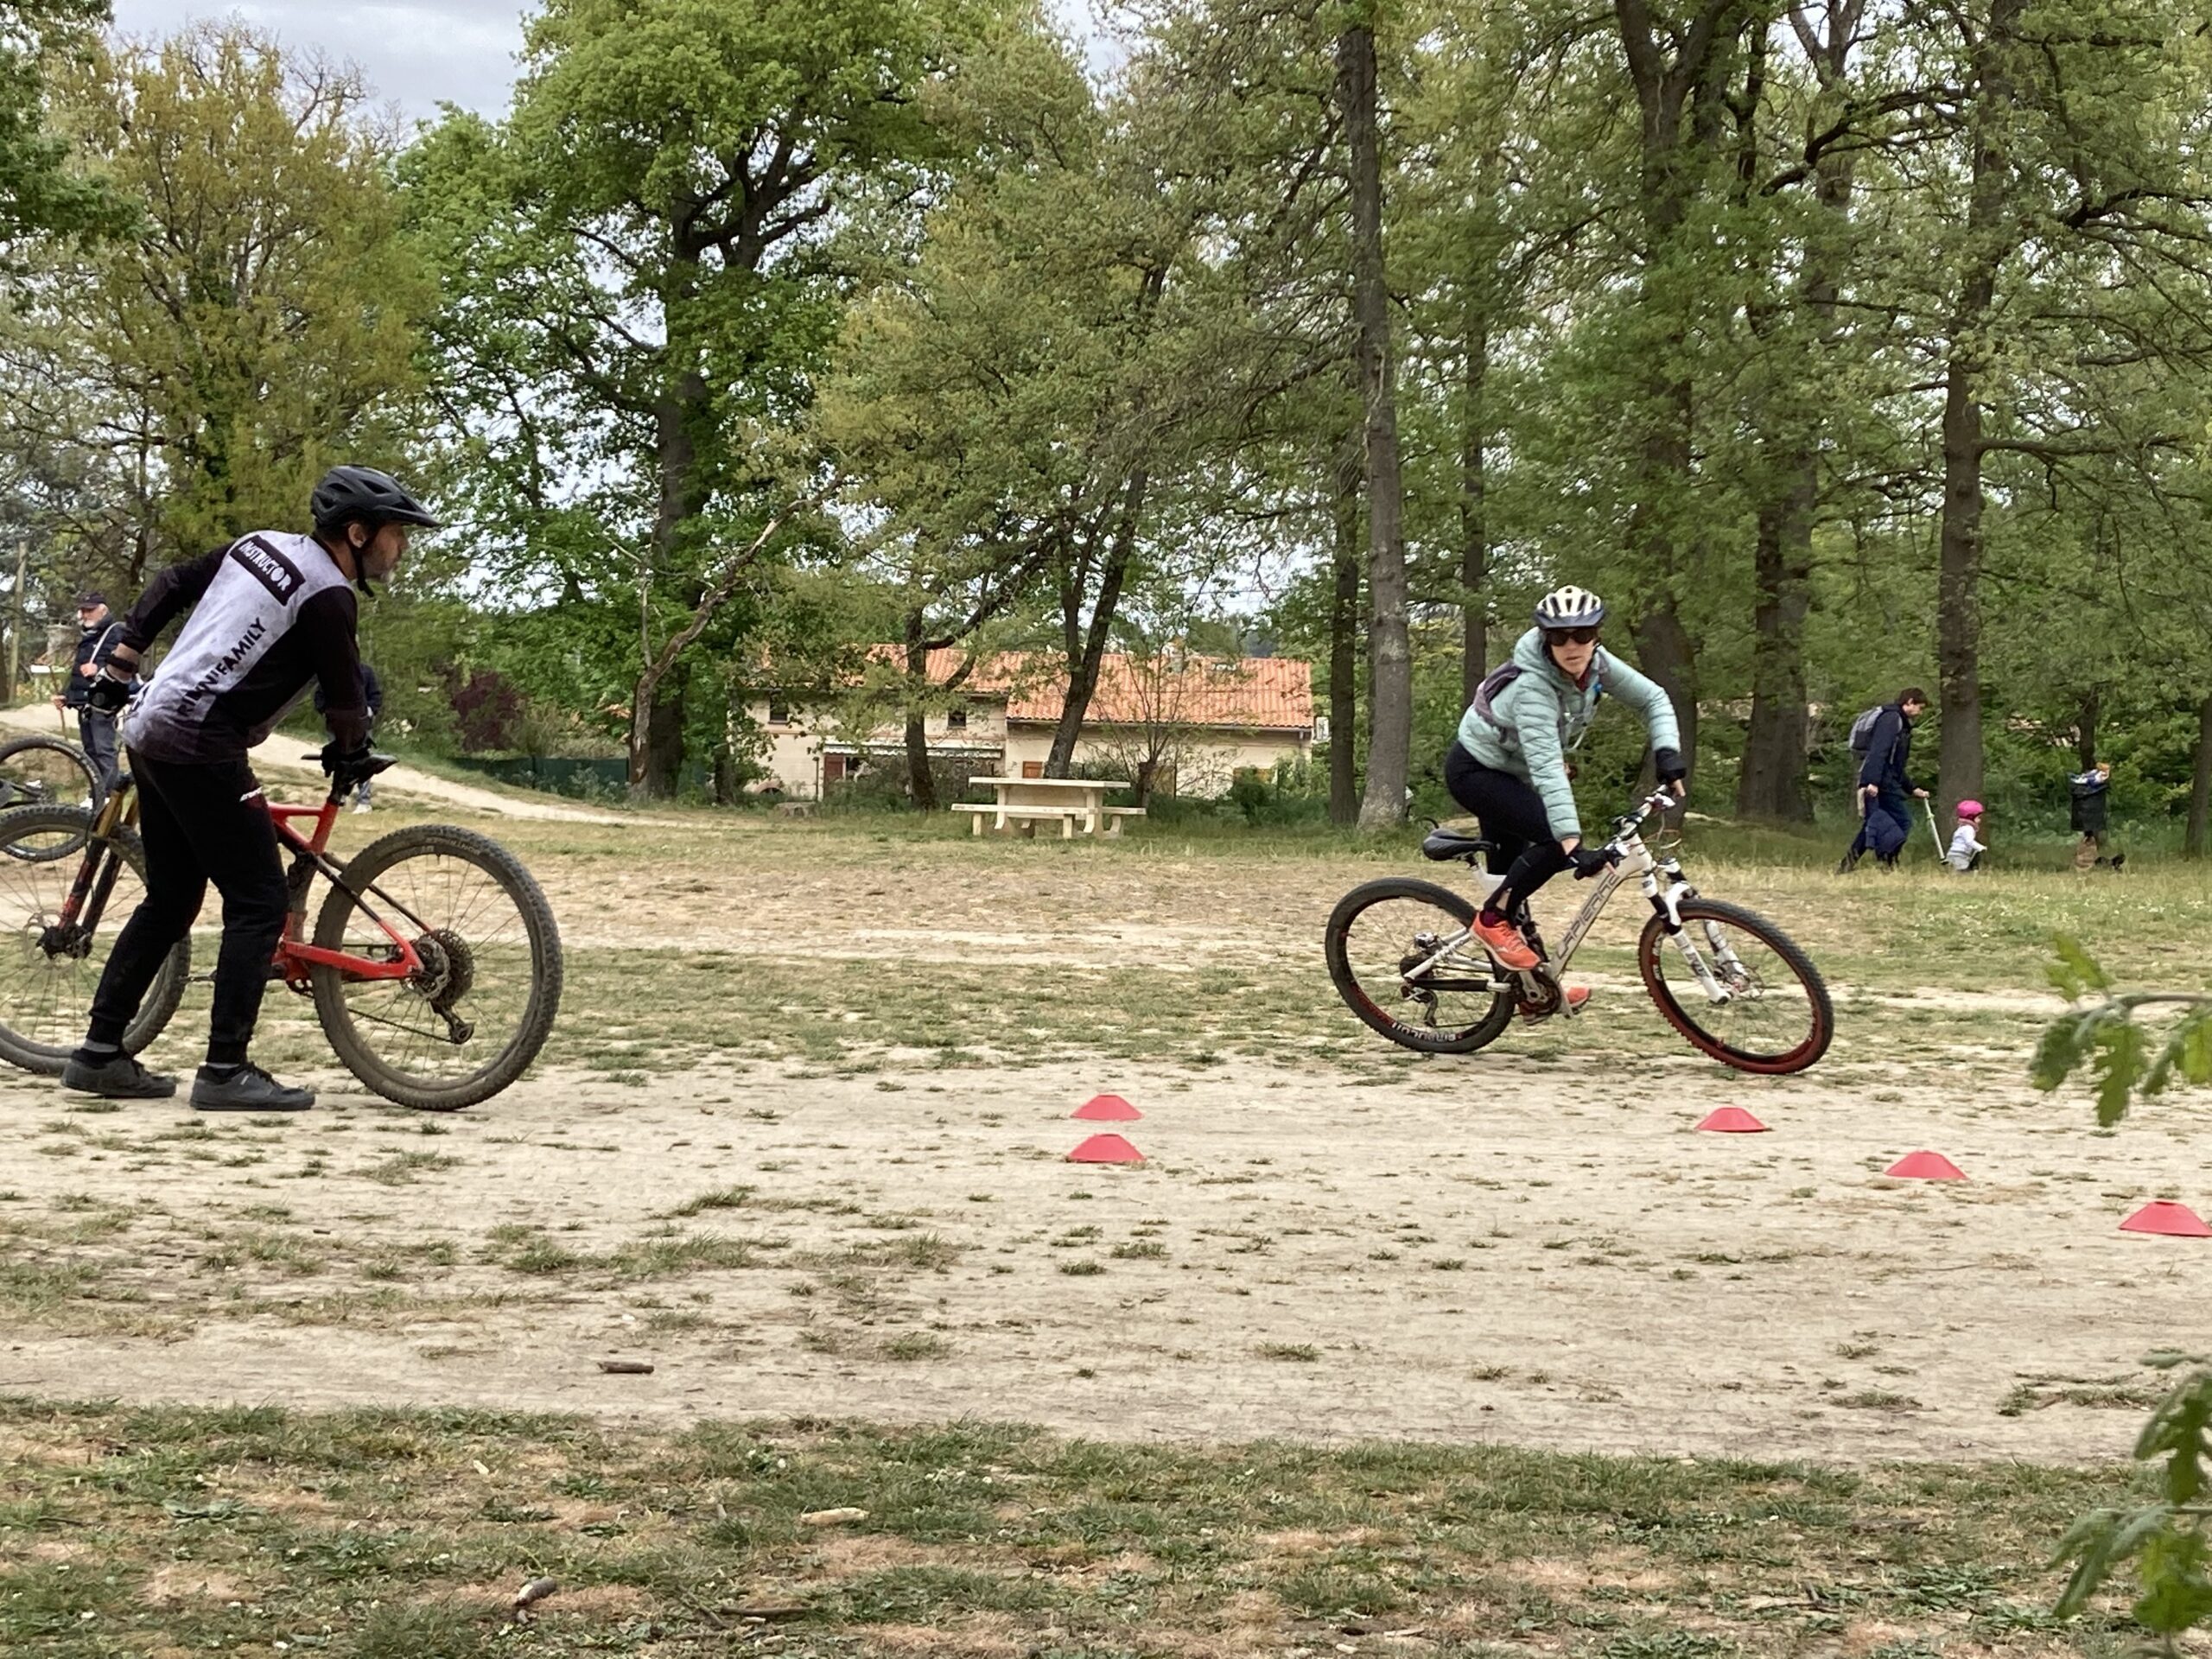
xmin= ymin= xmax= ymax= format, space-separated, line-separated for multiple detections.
xmin=767 ymin=699 xmax=790 ymax=726
xmin=945 ymin=705 xmax=969 ymax=731
xmin=1021 ymin=760 xmax=1044 ymax=779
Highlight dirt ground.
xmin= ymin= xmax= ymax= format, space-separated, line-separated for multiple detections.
xmin=3 ymin=1035 xmax=2203 ymax=1467
xmin=2 ymin=750 xmax=2203 ymax=1470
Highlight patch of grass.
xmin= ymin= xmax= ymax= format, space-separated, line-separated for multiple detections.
xmin=0 ymin=1396 xmax=2162 ymax=1658
xmin=1257 ymin=1342 xmax=1319 ymax=1362
xmin=881 ymin=1333 xmax=952 ymax=1361
xmin=362 ymin=1150 xmax=461 ymax=1186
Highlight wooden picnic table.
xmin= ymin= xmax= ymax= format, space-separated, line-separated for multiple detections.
xmin=959 ymin=775 xmax=1135 ymax=836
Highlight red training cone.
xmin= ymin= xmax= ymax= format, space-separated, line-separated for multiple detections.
xmin=1072 ymin=1093 xmax=1141 ymax=1122
xmin=1068 ymin=1133 xmax=1144 ymax=1165
xmin=2120 ymin=1201 xmax=2212 ymax=1238
xmin=1885 ymin=1150 xmax=1966 ymax=1180
xmin=1695 ymin=1107 xmax=1767 ymax=1134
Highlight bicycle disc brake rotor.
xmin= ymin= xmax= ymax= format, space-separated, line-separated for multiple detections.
xmin=407 ymin=928 xmax=477 ymax=1042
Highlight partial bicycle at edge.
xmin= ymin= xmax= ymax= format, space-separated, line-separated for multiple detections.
xmin=0 ymin=753 xmax=563 ymax=1110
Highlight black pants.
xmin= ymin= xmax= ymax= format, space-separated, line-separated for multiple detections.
xmin=1443 ymin=742 xmax=1572 ymax=915
xmin=75 ymin=708 xmax=118 ymax=795
xmin=86 ymin=749 xmax=287 ymax=1067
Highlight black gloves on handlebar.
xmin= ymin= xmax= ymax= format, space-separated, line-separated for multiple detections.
xmin=321 ymin=737 xmax=375 ymax=784
xmin=85 ymin=670 xmax=131 ymax=715
xmin=1570 ymin=843 xmax=1623 ymax=880
xmin=1653 ymin=747 xmax=1687 ymax=785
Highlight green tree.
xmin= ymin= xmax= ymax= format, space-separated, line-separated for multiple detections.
xmin=407 ymin=0 xmax=977 ymax=796
xmin=3 ymin=24 xmax=427 ymax=575
xmin=0 ymin=0 xmax=126 ymax=255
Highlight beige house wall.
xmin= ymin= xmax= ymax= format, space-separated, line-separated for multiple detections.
xmin=747 ymin=698 xmax=1010 ymax=798
xmin=1001 ymin=725 xmax=1310 ymax=798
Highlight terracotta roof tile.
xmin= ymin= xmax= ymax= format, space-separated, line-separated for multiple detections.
xmin=871 ymin=647 xmax=1313 ymax=731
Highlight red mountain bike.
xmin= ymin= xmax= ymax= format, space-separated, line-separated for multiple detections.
xmin=0 ymin=757 xmax=561 ymax=1109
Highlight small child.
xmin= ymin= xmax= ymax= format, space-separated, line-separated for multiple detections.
xmin=1945 ymin=800 xmax=1986 ymax=872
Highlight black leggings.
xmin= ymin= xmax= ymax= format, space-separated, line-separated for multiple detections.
xmin=86 ymin=749 xmax=288 ymax=1068
xmin=1443 ymin=742 xmax=1572 ymax=916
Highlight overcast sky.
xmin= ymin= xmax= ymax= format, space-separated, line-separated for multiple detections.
xmin=110 ymin=2 xmax=1114 ymax=126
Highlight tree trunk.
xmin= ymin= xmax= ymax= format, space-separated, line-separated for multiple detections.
xmin=713 ymin=741 xmax=739 ymax=806
xmin=2074 ymin=688 xmax=2099 ymax=772
xmin=2189 ymin=693 xmax=2212 ymax=860
xmin=904 ymin=626 xmax=938 ymax=811
xmin=1340 ymin=22 xmax=1410 ymax=831
xmin=1611 ymin=1 xmax=1745 ymax=785
xmin=1329 ymin=429 xmax=1362 ymax=827
xmin=1630 ymin=603 xmax=1698 ymax=783
xmin=1460 ymin=310 xmax=1489 ymax=707
xmin=628 ymin=339 xmax=710 ymax=797
xmin=640 ymin=676 xmax=686 ymax=797
xmin=903 ymin=708 xmax=934 ymax=810
xmin=1045 ymin=473 xmax=1145 ymax=776
xmin=1737 ymin=478 xmax=1814 ymax=822
xmin=1934 ymin=0 xmax=2024 ymax=821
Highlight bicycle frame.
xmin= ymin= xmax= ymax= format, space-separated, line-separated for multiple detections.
xmin=59 ymin=765 xmax=433 ymax=988
xmin=1406 ymin=789 xmax=1751 ymax=1008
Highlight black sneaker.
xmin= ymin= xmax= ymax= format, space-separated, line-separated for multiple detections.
xmin=190 ymin=1063 xmax=314 ymax=1113
xmin=61 ymin=1051 xmax=177 ymax=1099
xmin=1835 ymin=850 xmax=1859 ymax=874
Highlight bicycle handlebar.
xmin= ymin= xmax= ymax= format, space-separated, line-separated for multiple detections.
xmin=1609 ymin=787 xmax=1680 ymax=842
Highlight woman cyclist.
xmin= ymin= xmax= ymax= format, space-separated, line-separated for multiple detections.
xmin=1444 ymin=586 xmax=1686 ymax=1008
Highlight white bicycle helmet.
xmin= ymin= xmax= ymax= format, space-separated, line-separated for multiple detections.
xmin=1533 ymin=584 xmax=1606 ymax=630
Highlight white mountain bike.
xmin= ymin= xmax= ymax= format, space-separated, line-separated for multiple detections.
xmin=1325 ymin=788 xmax=1834 ymax=1075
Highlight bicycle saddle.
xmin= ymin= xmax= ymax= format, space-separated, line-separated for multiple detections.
xmin=1421 ymin=828 xmax=1496 ymax=864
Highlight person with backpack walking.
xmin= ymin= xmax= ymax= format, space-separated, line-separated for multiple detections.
xmin=1837 ymin=689 xmax=1929 ymax=873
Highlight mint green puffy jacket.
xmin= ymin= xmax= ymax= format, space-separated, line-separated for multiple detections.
xmin=1453 ymin=628 xmax=1681 ymax=839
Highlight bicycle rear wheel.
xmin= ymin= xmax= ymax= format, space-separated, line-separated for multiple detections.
xmin=309 ymin=823 xmax=562 ymax=1109
xmin=1637 ymin=898 xmax=1833 ymax=1074
xmin=0 ymin=804 xmax=189 ymax=1073
xmin=1325 ymin=877 xmax=1515 ymax=1054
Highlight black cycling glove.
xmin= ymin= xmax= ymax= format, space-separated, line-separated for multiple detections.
xmin=1653 ymin=747 xmax=1687 ymax=785
xmin=1570 ymin=844 xmax=1622 ymax=879
xmin=85 ymin=671 xmax=131 ymax=715
xmin=321 ymin=738 xmax=375 ymax=781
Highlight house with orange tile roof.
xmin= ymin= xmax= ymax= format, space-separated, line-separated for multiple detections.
xmin=748 ymin=648 xmax=1316 ymax=801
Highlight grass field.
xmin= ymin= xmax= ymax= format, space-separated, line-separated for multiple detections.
xmin=4 ymin=786 xmax=2209 ymax=1656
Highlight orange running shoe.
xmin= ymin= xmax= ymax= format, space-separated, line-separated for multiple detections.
xmin=1519 ymin=984 xmax=1590 ymax=1021
xmin=1471 ymin=912 xmax=1538 ymax=970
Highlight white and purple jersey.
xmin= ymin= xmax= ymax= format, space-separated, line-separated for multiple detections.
xmin=118 ymin=532 xmax=369 ymax=764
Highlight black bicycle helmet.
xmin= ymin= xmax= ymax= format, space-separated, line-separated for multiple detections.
xmin=1532 ymin=584 xmax=1605 ymax=630
xmin=311 ymin=465 xmax=442 ymax=534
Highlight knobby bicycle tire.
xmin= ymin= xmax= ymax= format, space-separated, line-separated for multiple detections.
xmin=1325 ymin=876 xmax=1516 ymax=1055
xmin=0 ymin=735 xmax=102 ymax=855
xmin=309 ymin=823 xmax=563 ymax=1109
xmin=0 ymin=804 xmax=189 ymax=1074
xmin=1637 ymin=897 xmax=1833 ymax=1075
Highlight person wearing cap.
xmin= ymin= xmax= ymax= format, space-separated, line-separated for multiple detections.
xmin=61 ymin=465 xmax=440 ymax=1114
xmin=1944 ymin=800 xmax=1986 ymax=873
xmin=54 ymin=591 xmax=127 ymax=793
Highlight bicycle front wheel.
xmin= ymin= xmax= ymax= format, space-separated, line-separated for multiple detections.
xmin=0 ymin=804 xmax=189 ymax=1073
xmin=1325 ymin=877 xmax=1515 ymax=1054
xmin=1637 ymin=898 xmax=1833 ymax=1074
xmin=0 ymin=736 xmax=100 ymax=854
xmin=310 ymin=823 xmax=563 ymax=1109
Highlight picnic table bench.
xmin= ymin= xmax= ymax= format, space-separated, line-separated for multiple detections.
xmin=957 ymin=776 xmax=1147 ymax=837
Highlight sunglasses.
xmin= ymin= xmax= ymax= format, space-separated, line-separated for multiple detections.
xmin=1544 ymin=626 xmax=1601 ymax=646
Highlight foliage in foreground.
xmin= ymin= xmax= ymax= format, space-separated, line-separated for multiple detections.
xmin=2037 ymin=938 xmax=2212 ymax=1649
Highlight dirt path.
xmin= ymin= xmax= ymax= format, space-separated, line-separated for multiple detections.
xmin=2 ymin=699 xmax=632 ymax=824
xmin=3 ymin=1051 xmax=2200 ymax=1465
